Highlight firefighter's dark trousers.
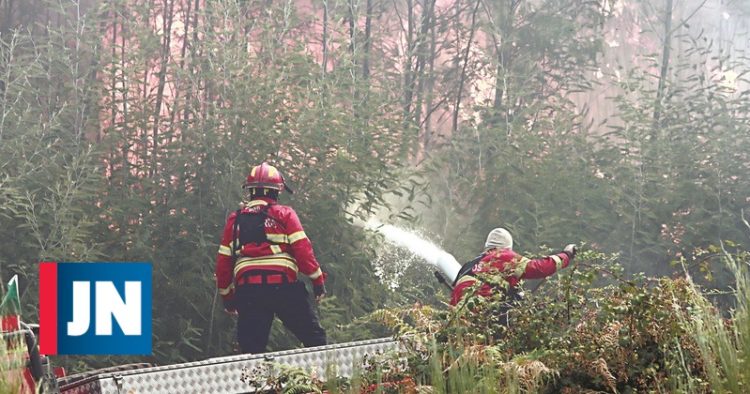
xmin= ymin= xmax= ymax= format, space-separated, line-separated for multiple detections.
xmin=235 ymin=281 xmax=327 ymax=354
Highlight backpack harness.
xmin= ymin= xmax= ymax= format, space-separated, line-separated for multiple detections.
xmin=453 ymin=252 xmax=524 ymax=305
xmin=231 ymin=203 xmax=288 ymax=285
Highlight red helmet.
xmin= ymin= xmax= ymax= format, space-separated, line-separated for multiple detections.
xmin=244 ymin=162 xmax=293 ymax=193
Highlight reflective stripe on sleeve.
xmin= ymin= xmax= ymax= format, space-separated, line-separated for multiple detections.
xmin=308 ymin=267 xmax=323 ymax=280
xmin=267 ymin=233 xmax=289 ymax=243
xmin=288 ymin=231 xmax=307 ymax=243
xmin=455 ymin=275 xmax=478 ymax=286
xmin=550 ymin=255 xmax=564 ymax=271
xmin=512 ymin=257 xmax=531 ymax=278
xmin=218 ymin=245 xmax=232 ymax=256
xmin=218 ymin=284 xmax=234 ymax=296
xmin=270 ymin=245 xmax=282 ymax=254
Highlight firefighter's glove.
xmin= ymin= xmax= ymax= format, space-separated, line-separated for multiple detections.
xmin=313 ymin=284 xmax=326 ymax=301
xmin=563 ymin=244 xmax=577 ymax=259
xmin=223 ymin=298 xmax=238 ymax=315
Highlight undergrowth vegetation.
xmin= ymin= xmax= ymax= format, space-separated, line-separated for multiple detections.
xmin=243 ymin=247 xmax=750 ymax=393
xmin=0 ymin=335 xmax=29 ymax=394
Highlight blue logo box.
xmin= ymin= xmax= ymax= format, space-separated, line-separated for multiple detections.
xmin=40 ymin=262 xmax=152 ymax=355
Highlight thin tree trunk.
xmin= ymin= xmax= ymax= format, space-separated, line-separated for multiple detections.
xmin=150 ymin=0 xmax=175 ymax=177
xmin=360 ymin=0 xmax=373 ymax=123
xmin=423 ymin=0 xmax=437 ymax=151
xmin=348 ymin=0 xmax=356 ymax=55
xmin=451 ymin=0 xmax=481 ymax=135
xmin=169 ymin=0 xmax=193 ymax=142
xmin=414 ymin=0 xmax=435 ymax=129
xmin=110 ymin=6 xmax=118 ymax=142
xmin=362 ymin=0 xmax=372 ymax=81
xmin=652 ymin=0 xmax=673 ymax=136
xmin=492 ymin=0 xmax=518 ymax=130
xmin=322 ymin=0 xmax=328 ymax=75
xmin=183 ymin=0 xmax=201 ymax=136
xmin=120 ymin=3 xmax=128 ymax=137
xmin=141 ymin=0 xmax=156 ymax=174
xmin=402 ymin=0 xmax=415 ymax=120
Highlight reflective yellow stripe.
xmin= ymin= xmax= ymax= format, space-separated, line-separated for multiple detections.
xmin=218 ymin=245 xmax=232 ymax=256
xmin=234 ymin=254 xmax=299 ymax=274
xmin=246 ymin=200 xmax=268 ymax=208
xmin=512 ymin=257 xmax=531 ymax=278
xmin=270 ymin=245 xmax=282 ymax=254
xmin=218 ymin=284 xmax=234 ymax=296
xmin=288 ymin=231 xmax=307 ymax=243
xmin=455 ymin=275 xmax=478 ymax=286
xmin=551 ymin=255 xmax=563 ymax=271
xmin=308 ymin=267 xmax=323 ymax=280
xmin=267 ymin=233 xmax=289 ymax=243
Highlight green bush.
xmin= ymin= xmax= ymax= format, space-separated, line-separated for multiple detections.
xmin=359 ymin=247 xmax=749 ymax=393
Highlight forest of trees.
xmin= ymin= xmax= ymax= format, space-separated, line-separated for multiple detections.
xmin=0 ymin=0 xmax=749 ymax=371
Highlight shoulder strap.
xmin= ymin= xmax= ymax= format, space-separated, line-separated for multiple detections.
xmin=231 ymin=209 xmax=242 ymax=263
xmin=256 ymin=203 xmax=286 ymax=229
xmin=231 ymin=203 xmax=286 ymax=265
xmin=452 ymin=253 xmax=485 ymax=286
xmin=454 ymin=251 xmax=521 ymax=300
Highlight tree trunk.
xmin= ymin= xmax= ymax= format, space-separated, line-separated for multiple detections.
xmin=109 ymin=4 xmax=119 ymax=144
xmin=183 ymin=0 xmax=200 ymax=137
xmin=150 ymin=0 xmax=174 ymax=177
xmin=402 ymin=0 xmax=415 ymax=121
xmin=491 ymin=0 xmax=518 ymax=131
xmin=422 ymin=0 xmax=437 ymax=151
xmin=652 ymin=0 xmax=673 ymax=137
xmin=414 ymin=0 xmax=435 ymax=130
xmin=362 ymin=0 xmax=372 ymax=81
xmin=348 ymin=0 xmax=356 ymax=55
xmin=169 ymin=0 xmax=193 ymax=142
xmin=120 ymin=3 xmax=128 ymax=137
xmin=322 ymin=0 xmax=328 ymax=75
xmin=451 ymin=0 xmax=481 ymax=135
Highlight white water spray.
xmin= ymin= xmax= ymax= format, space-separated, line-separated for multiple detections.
xmin=363 ymin=218 xmax=462 ymax=283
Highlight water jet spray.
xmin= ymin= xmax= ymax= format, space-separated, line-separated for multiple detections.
xmin=361 ymin=218 xmax=462 ymax=284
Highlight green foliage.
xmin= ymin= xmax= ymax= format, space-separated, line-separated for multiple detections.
xmin=241 ymin=362 xmax=324 ymax=394
xmin=0 ymin=334 xmax=29 ymax=394
xmin=349 ymin=248 xmax=750 ymax=393
xmin=1 ymin=0 xmax=749 ymax=380
xmin=679 ymin=247 xmax=750 ymax=392
xmin=422 ymin=17 xmax=750 ymax=280
xmin=0 ymin=4 xmax=105 ymax=319
xmin=1 ymin=0 xmax=410 ymax=371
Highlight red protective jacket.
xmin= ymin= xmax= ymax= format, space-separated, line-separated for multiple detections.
xmin=215 ymin=197 xmax=325 ymax=302
xmin=450 ymin=248 xmax=570 ymax=306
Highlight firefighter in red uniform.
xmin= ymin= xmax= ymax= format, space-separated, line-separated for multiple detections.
xmin=450 ymin=228 xmax=577 ymax=321
xmin=215 ymin=163 xmax=327 ymax=353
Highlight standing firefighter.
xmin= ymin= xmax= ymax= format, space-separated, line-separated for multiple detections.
xmin=450 ymin=228 xmax=577 ymax=322
xmin=215 ymin=163 xmax=327 ymax=354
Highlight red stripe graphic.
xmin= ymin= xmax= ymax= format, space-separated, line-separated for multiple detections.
xmin=1 ymin=315 xmax=19 ymax=331
xmin=39 ymin=262 xmax=58 ymax=355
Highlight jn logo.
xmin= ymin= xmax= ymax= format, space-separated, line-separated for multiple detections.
xmin=39 ymin=262 xmax=152 ymax=355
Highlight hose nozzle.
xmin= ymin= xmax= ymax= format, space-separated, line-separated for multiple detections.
xmin=435 ymin=252 xmax=461 ymax=284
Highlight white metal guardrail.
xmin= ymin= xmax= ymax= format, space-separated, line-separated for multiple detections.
xmin=59 ymin=337 xmax=398 ymax=394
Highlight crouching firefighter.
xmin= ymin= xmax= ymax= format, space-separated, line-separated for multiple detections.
xmin=450 ymin=228 xmax=577 ymax=326
xmin=214 ymin=162 xmax=327 ymax=354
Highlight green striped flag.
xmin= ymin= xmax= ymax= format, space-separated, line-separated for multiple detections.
xmin=1 ymin=275 xmax=20 ymax=331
